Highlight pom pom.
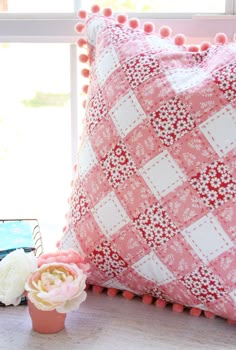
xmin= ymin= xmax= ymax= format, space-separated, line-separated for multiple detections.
xmin=214 ymin=32 xmax=228 ymax=45
xmin=82 ymin=100 xmax=87 ymax=109
xmin=204 ymin=311 xmax=215 ymax=319
xmin=143 ymin=22 xmax=155 ymax=34
xmin=155 ymin=299 xmax=167 ymax=308
xmin=117 ymin=14 xmax=128 ymax=24
xmin=172 ymin=303 xmax=184 ymax=313
xmin=91 ymin=4 xmax=100 ymax=13
xmin=227 ymin=319 xmax=236 ymax=325
xmin=79 ymin=54 xmax=89 ymax=63
xmin=82 ymin=85 xmax=89 ymax=94
xmin=77 ymin=38 xmax=87 ymax=48
xmin=107 ymin=288 xmax=119 ymax=297
xmin=73 ymin=163 xmax=77 ymax=172
xmin=200 ymin=41 xmax=211 ymax=51
xmin=159 ymin=26 xmax=172 ymax=38
xmin=56 ymin=240 xmax=60 ymax=248
xmin=142 ymin=295 xmax=153 ymax=305
xmin=174 ymin=34 xmax=186 ymax=46
xmin=81 ymin=68 xmax=90 ymax=78
xmin=122 ymin=291 xmax=135 ymax=300
xmin=187 ymin=45 xmax=199 ymax=52
xmin=75 ymin=23 xmax=85 ymax=33
xmin=103 ymin=7 xmax=112 ymax=17
xmin=92 ymin=285 xmax=104 ymax=293
xmin=190 ymin=308 xmax=202 ymax=317
xmin=77 ymin=9 xmax=87 ymax=19
xmin=129 ymin=18 xmax=140 ymax=29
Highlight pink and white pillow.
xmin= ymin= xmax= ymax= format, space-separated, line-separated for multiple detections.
xmin=59 ymin=8 xmax=236 ymax=322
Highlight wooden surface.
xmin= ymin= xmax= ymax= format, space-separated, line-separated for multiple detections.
xmin=0 ymin=291 xmax=236 ymax=350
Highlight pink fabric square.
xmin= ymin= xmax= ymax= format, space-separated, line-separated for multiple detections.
xmin=124 ymin=119 xmax=163 ymax=169
xmin=170 ymin=127 xmax=218 ymax=177
xmin=214 ymin=199 xmax=236 ymax=243
xmin=164 ymin=182 xmax=209 ymax=228
xmin=115 ymin=173 xmax=157 ymax=218
xmin=156 ymin=233 xmax=202 ymax=277
xmin=161 ymin=280 xmax=199 ymax=307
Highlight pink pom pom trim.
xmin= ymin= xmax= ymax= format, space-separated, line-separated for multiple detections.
xmin=142 ymin=295 xmax=153 ymax=305
xmin=78 ymin=9 xmax=87 ymax=19
xmin=75 ymin=23 xmax=85 ymax=33
xmin=103 ymin=7 xmax=112 ymax=17
xmin=79 ymin=54 xmax=89 ymax=63
xmin=159 ymin=26 xmax=172 ymax=38
xmin=82 ymin=85 xmax=89 ymax=94
xmin=187 ymin=45 xmax=199 ymax=52
xmin=204 ymin=311 xmax=215 ymax=319
xmin=200 ymin=41 xmax=211 ymax=51
xmin=143 ymin=22 xmax=155 ymax=34
xmin=172 ymin=303 xmax=184 ymax=313
xmin=117 ymin=14 xmax=128 ymax=24
xmin=92 ymin=285 xmax=104 ymax=293
xmin=129 ymin=18 xmax=140 ymax=29
xmin=174 ymin=34 xmax=186 ymax=46
xmin=214 ymin=32 xmax=228 ymax=45
xmin=155 ymin=299 xmax=167 ymax=308
xmin=81 ymin=68 xmax=90 ymax=78
xmin=91 ymin=4 xmax=100 ymax=13
xmin=107 ymin=288 xmax=119 ymax=297
xmin=122 ymin=291 xmax=135 ymax=300
xmin=77 ymin=38 xmax=87 ymax=48
xmin=190 ymin=308 xmax=202 ymax=317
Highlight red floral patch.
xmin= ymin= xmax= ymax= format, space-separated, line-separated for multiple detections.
xmin=89 ymin=240 xmax=128 ymax=278
xmin=122 ymin=52 xmax=163 ymax=89
xmin=100 ymin=141 xmax=136 ymax=189
xmin=190 ymin=160 xmax=236 ymax=210
xmin=86 ymin=89 xmax=108 ymax=134
xmin=69 ymin=181 xmax=89 ymax=226
xmin=182 ymin=265 xmax=225 ymax=304
xmin=212 ymin=62 xmax=236 ymax=103
xmin=133 ymin=202 xmax=180 ymax=248
xmin=149 ymin=97 xmax=195 ymax=146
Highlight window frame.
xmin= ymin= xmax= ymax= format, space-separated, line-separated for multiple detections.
xmin=0 ymin=0 xmax=235 ymax=163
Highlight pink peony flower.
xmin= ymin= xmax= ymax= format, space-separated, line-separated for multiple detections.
xmin=37 ymin=249 xmax=90 ymax=274
xmin=25 ymin=262 xmax=87 ymax=313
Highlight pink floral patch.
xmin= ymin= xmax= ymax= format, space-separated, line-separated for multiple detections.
xmin=69 ymin=180 xmax=89 ymax=226
xmin=122 ymin=52 xmax=163 ymax=89
xmin=89 ymin=240 xmax=128 ymax=278
xmin=86 ymin=89 xmax=108 ymax=134
xmin=190 ymin=160 xmax=236 ymax=210
xmin=213 ymin=62 xmax=236 ymax=103
xmin=133 ymin=202 xmax=180 ymax=248
xmin=149 ymin=97 xmax=195 ymax=147
xmin=100 ymin=141 xmax=136 ymax=188
xmin=182 ymin=265 xmax=226 ymax=304
xmin=108 ymin=23 xmax=142 ymax=47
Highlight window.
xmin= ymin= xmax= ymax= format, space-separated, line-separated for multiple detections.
xmin=0 ymin=0 xmax=235 ymax=251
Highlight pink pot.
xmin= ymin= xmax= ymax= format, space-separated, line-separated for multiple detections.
xmin=27 ymin=298 xmax=67 ymax=334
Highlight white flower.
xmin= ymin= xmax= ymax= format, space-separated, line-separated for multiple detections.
xmin=0 ymin=249 xmax=37 ymax=306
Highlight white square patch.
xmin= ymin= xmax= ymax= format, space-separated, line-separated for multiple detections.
xmin=96 ymin=45 xmax=120 ymax=86
xmin=111 ymin=91 xmax=146 ymax=137
xmin=229 ymin=289 xmax=236 ymax=304
xmin=182 ymin=213 xmax=233 ymax=264
xmin=92 ymin=192 xmax=130 ymax=237
xmin=132 ymin=251 xmax=175 ymax=285
xmin=199 ymin=104 xmax=236 ymax=156
xmin=140 ymin=150 xmax=186 ymax=199
xmin=77 ymin=139 xmax=97 ymax=179
xmin=165 ymin=68 xmax=208 ymax=93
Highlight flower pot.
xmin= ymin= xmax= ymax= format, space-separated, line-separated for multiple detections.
xmin=27 ymin=298 xmax=67 ymax=334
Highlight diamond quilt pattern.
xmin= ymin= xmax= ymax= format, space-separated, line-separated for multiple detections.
xmin=59 ymin=15 xmax=236 ymax=320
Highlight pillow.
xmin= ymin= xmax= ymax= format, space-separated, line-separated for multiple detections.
xmin=59 ymin=11 xmax=236 ymax=322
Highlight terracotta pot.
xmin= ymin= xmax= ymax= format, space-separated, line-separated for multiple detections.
xmin=27 ymin=298 xmax=67 ymax=334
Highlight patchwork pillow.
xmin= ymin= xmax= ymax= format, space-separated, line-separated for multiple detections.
xmin=59 ymin=11 xmax=236 ymax=322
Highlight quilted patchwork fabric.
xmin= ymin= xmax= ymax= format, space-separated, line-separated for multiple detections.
xmin=59 ymin=15 xmax=236 ymax=320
